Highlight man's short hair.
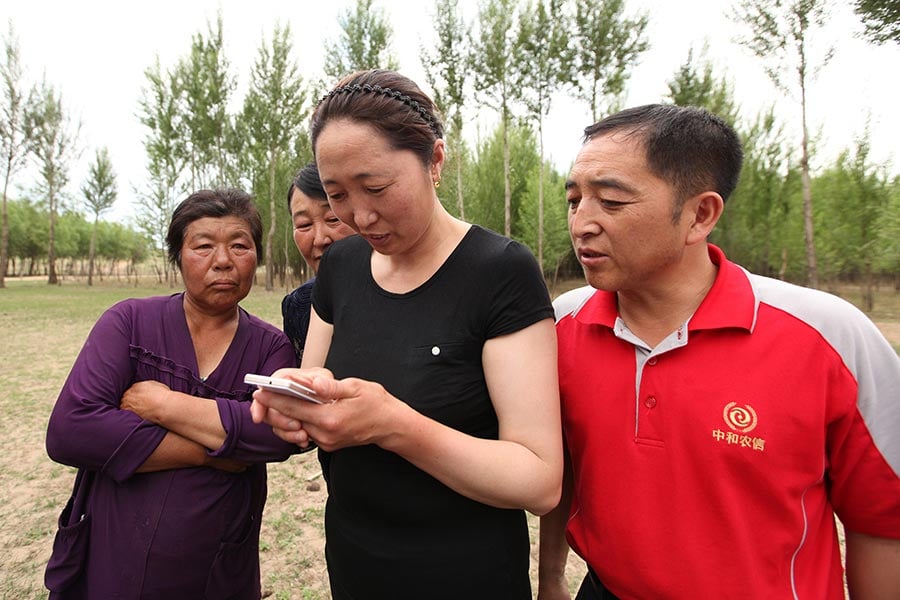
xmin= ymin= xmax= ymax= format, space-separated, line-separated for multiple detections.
xmin=584 ymin=104 xmax=743 ymax=214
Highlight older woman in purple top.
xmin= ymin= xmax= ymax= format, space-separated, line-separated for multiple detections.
xmin=45 ymin=189 xmax=298 ymax=599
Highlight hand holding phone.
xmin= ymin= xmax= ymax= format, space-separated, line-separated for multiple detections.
xmin=244 ymin=373 xmax=326 ymax=404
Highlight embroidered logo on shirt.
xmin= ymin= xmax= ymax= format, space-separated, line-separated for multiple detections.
xmin=723 ymin=402 xmax=757 ymax=433
xmin=711 ymin=402 xmax=766 ymax=452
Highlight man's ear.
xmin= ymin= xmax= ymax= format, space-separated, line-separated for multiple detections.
xmin=685 ymin=191 xmax=724 ymax=245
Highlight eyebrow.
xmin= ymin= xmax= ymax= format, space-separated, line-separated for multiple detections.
xmin=566 ymin=176 xmax=638 ymax=195
xmin=292 ymin=200 xmax=331 ymax=216
xmin=321 ymin=171 xmax=380 ymax=186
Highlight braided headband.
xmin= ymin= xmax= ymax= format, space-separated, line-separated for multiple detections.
xmin=319 ymin=83 xmax=440 ymax=135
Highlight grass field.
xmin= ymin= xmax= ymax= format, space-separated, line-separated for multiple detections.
xmin=0 ymin=275 xmax=897 ymax=599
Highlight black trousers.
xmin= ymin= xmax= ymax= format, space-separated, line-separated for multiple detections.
xmin=574 ymin=568 xmax=619 ymax=600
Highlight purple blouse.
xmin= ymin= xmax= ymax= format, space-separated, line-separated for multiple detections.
xmin=45 ymin=293 xmax=297 ymax=599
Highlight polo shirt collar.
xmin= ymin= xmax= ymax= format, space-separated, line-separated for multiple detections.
xmin=572 ymin=244 xmax=758 ymax=334
xmin=690 ymin=244 xmax=757 ymax=333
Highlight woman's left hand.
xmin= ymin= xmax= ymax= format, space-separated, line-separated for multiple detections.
xmin=251 ymin=372 xmax=402 ymax=452
xmin=121 ymin=380 xmax=172 ymax=423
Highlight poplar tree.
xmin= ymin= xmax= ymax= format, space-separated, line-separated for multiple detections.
xmin=732 ymin=0 xmax=833 ymax=287
xmin=324 ymin=0 xmax=398 ymax=82
xmin=666 ymin=46 xmax=740 ymax=127
xmin=854 ymin=0 xmax=900 ymax=44
xmin=81 ymin=147 xmax=117 ymax=286
xmin=0 ymin=22 xmax=31 ymax=288
xmin=816 ymin=131 xmax=891 ymax=310
xmin=515 ymin=0 xmax=573 ymax=271
xmin=178 ymin=13 xmax=235 ymax=189
xmin=422 ymin=0 xmax=470 ymax=219
xmin=469 ymin=0 xmax=519 ymax=237
xmin=24 ymin=81 xmax=80 ymax=285
xmin=241 ymin=23 xmax=308 ymax=291
xmin=137 ymin=58 xmax=187 ymax=284
xmin=571 ymin=0 xmax=648 ymax=122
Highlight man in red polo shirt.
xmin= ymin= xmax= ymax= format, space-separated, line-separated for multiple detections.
xmin=538 ymin=104 xmax=900 ymax=600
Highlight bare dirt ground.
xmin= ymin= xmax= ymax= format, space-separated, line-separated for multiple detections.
xmin=1 ymin=279 xmax=896 ymax=599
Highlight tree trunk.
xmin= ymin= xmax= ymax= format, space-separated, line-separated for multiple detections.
xmin=48 ymin=187 xmax=59 ymax=285
xmin=88 ymin=216 xmax=98 ymax=286
xmin=862 ymin=263 xmax=874 ymax=313
xmin=537 ymin=118 xmax=545 ymax=273
xmin=502 ymin=103 xmax=511 ymax=237
xmin=456 ymin=135 xmax=465 ymax=220
xmin=798 ymin=25 xmax=818 ymax=289
xmin=265 ymin=151 xmax=277 ymax=292
xmin=0 ymin=168 xmax=10 ymax=289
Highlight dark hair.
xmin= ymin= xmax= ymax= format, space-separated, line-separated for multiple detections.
xmin=286 ymin=161 xmax=328 ymax=214
xmin=583 ymin=104 xmax=743 ymax=217
xmin=166 ymin=188 xmax=263 ymax=268
xmin=310 ymin=69 xmax=444 ymax=168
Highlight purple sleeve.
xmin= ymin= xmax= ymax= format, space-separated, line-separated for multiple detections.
xmin=46 ymin=303 xmax=167 ymax=482
xmin=209 ymin=331 xmax=303 ymax=462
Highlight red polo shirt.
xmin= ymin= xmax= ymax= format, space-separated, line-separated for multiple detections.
xmin=555 ymin=245 xmax=900 ymax=599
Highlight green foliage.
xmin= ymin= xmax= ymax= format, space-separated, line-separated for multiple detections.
xmin=240 ymin=22 xmax=309 ymax=290
xmin=81 ymin=147 xmax=118 ymax=284
xmin=5 ymin=3 xmax=897 ymax=293
xmin=713 ymin=108 xmax=803 ymax=278
xmin=514 ymin=0 xmax=572 ymax=269
xmin=24 ymin=81 xmax=80 ymax=201
xmin=436 ymin=138 xmax=473 ymax=220
xmin=814 ymin=131 xmax=893 ymax=308
xmin=3 ymin=198 xmax=150 ymax=276
xmin=6 ymin=197 xmax=44 ymax=262
xmin=177 ymin=13 xmax=236 ymax=189
xmin=23 ymin=79 xmax=80 ymax=284
xmin=469 ymin=0 xmax=518 ymax=116
xmin=469 ymin=0 xmax=521 ymax=235
xmin=467 ymin=121 xmax=540 ymax=238
xmin=731 ymin=0 xmax=833 ymax=286
xmin=666 ymin=45 xmax=740 ymax=127
xmin=323 ymin=0 xmax=398 ymax=82
xmin=854 ymin=0 xmax=900 ymax=45
xmin=571 ymin=0 xmax=649 ymax=121
xmin=731 ymin=0 xmax=832 ymax=94
xmin=515 ymin=0 xmax=572 ymax=120
xmin=1 ymin=21 xmax=33 ymax=285
xmin=422 ymin=0 xmax=469 ymax=218
xmin=422 ymin=0 xmax=468 ymax=135
xmin=81 ymin=147 xmax=117 ymax=221
xmin=517 ymin=159 xmax=572 ymax=275
xmin=880 ymin=177 xmax=900 ymax=276
xmin=138 ymin=58 xmax=187 ymax=195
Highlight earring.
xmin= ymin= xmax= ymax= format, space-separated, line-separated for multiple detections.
xmin=434 ymin=179 xmax=441 ymax=189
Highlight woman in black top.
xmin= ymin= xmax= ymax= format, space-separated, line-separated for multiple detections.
xmin=252 ymin=69 xmax=562 ymax=599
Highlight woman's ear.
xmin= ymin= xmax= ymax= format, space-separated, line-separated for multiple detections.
xmin=431 ymin=138 xmax=446 ymax=181
xmin=685 ymin=191 xmax=724 ymax=245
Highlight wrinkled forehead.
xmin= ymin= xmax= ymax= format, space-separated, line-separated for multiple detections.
xmin=184 ymin=216 xmax=253 ymax=239
xmin=290 ymin=187 xmax=331 ymax=211
xmin=569 ymin=132 xmax=647 ymax=178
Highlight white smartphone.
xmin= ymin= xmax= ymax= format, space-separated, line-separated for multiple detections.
xmin=244 ymin=373 xmax=325 ymax=404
